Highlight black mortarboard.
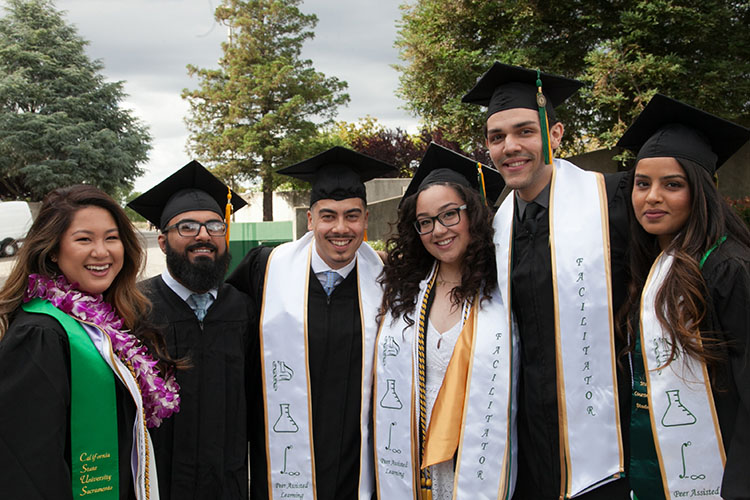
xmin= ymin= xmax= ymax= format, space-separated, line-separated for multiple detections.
xmin=402 ymin=143 xmax=505 ymax=206
xmin=277 ymin=146 xmax=397 ymax=206
xmin=127 ymin=160 xmax=247 ymax=229
xmin=616 ymin=94 xmax=750 ymax=174
xmin=461 ymin=62 xmax=583 ymax=121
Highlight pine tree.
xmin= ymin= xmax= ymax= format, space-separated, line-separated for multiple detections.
xmin=183 ymin=0 xmax=349 ymax=220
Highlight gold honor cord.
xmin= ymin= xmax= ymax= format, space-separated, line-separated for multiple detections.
xmin=417 ymin=272 xmax=437 ymax=500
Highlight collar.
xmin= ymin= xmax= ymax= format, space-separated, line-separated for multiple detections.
xmin=310 ymin=240 xmax=357 ymax=279
xmin=515 ymin=181 xmax=551 ymax=218
xmin=161 ymin=268 xmax=218 ymax=303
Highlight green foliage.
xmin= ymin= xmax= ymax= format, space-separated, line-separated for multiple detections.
xmin=396 ymin=0 xmax=750 ymax=154
xmin=582 ymin=0 xmax=750 ymax=148
xmin=183 ymin=0 xmax=350 ymax=220
xmin=0 ymin=0 xmax=152 ymax=200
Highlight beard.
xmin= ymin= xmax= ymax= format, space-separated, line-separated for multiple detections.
xmin=165 ymin=240 xmax=231 ymax=293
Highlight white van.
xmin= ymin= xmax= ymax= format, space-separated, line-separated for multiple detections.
xmin=0 ymin=201 xmax=34 ymax=257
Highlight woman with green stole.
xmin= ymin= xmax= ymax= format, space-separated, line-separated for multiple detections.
xmin=0 ymin=185 xmax=181 ymax=499
xmin=617 ymin=94 xmax=750 ymax=500
xmin=374 ymin=143 xmax=516 ymax=500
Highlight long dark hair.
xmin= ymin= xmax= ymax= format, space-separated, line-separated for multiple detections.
xmin=380 ymin=182 xmax=497 ymax=327
xmin=619 ymin=158 xmax=750 ymax=370
xmin=0 ymin=185 xmax=177 ymax=371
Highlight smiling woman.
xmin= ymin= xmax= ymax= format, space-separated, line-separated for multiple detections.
xmin=616 ymin=95 xmax=750 ymax=499
xmin=0 ymin=185 xmax=180 ymax=500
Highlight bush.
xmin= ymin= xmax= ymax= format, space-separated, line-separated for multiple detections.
xmin=726 ymin=197 xmax=750 ymax=227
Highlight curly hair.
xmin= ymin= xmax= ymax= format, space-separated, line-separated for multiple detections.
xmin=0 ymin=185 xmax=179 ymax=371
xmin=380 ymin=182 xmax=497 ymax=327
xmin=618 ymin=158 xmax=750 ymax=373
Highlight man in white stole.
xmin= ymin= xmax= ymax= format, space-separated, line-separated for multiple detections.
xmin=226 ymin=147 xmax=396 ymax=500
xmin=462 ymin=62 xmax=630 ymax=499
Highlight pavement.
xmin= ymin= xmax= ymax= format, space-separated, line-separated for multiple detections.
xmin=0 ymin=229 xmax=166 ymax=288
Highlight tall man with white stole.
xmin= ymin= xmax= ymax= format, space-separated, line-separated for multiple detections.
xmin=226 ymin=147 xmax=397 ymax=500
xmin=462 ymin=63 xmax=632 ymax=499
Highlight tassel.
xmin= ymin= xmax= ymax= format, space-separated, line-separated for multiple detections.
xmin=476 ymin=161 xmax=487 ymax=206
xmin=536 ymin=69 xmax=553 ymax=165
xmin=225 ymin=186 xmax=232 ymax=247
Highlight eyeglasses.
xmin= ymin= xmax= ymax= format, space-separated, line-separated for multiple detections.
xmin=163 ymin=220 xmax=227 ymax=237
xmin=413 ymin=205 xmax=467 ymax=235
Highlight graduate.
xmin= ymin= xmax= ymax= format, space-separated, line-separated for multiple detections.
xmin=616 ymin=94 xmax=750 ymax=500
xmin=374 ymin=143 xmax=512 ymax=499
xmin=0 ymin=185 xmax=172 ymax=499
xmin=462 ymin=62 xmax=632 ymax=499
xmin=225 ymin=146 xmax=396 ymax=500
xmin=128 ymin=161 xmax=254 ymax=500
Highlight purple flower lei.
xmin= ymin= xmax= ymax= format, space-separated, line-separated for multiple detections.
xmin=24 ymin=274 xmax=180 ymax=428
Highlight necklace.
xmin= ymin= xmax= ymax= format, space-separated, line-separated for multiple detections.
xmin=24 ymin=274 xmax=180 ymax=428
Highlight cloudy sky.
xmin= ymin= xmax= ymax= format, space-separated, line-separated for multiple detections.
xmin=49 ymin=0 xmax=420 ymax=192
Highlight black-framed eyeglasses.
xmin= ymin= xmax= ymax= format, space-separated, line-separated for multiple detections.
xmin=163 ymin=219 xmax=227 ymax=237
xmin=413 ymin=205 xmax=467 ymax=235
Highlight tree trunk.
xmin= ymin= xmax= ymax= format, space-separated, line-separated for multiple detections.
xmin=262 ymin=165 xmax=273 ymax=221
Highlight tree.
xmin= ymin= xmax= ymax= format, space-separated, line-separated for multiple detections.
xmin=582 ymin=0 xmax=750 ymax=148
xmin=183 ymin=0 xmax=349 ymax=221
xmin=327 ymin=116 xmax=489 ymax=178
xmin=0 ymin=0 xmax=152 ymax=200
xmin=395 ymin=0 xmax=750 ymax=154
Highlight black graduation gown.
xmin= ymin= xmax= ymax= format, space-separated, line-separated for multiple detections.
xmin=140 ymin=276 xmax=253 ymax=500
xmin=0 ymin=309 xmax=136 ymax=500
xmin=510 ymin=171 xmax=632 ymax=500
xmin=225 ymin=246 xmax=365 ymax=500
xmin=696 ymin=238 xmax=750 ymax=499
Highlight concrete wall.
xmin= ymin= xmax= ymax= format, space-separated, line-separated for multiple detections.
xmin=569 ymin=143 xmax=750 ymax=199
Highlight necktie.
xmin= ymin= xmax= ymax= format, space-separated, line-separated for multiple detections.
xmin=323 ymin=270 xmax=342 ymax=296
xmin=523 ymin=201 xmax=542 ymax=234
xmin=188 ymin=293 xmax=213 ymax=322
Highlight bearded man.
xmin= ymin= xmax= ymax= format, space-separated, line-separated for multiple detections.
xmin=129 ymin=160 xmax=254 ymax=500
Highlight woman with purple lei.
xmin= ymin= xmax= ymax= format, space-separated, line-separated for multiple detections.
xmin=0 ymin=185 xmax=181 ymax=499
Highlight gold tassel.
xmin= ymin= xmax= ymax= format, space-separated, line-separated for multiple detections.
xmin=225 ymin=186 xmax=232 ymax=247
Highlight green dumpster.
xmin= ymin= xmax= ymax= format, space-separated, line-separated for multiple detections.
xmin=226 ymin=221 xmax=293 ymax=275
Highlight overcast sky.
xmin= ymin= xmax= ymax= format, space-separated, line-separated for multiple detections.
xmin=48 ymin=0 xmax=419 ymax=192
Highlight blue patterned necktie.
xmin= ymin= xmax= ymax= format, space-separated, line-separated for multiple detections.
xmin=323 ymin=270 xmax=342 ymax=296
xmin=188 ymin=293 xmax=213 ymax=322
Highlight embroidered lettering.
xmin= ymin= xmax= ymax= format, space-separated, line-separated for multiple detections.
xmin=576 ymin=272 xmax=584 ymax=282
xmin=578 ymin=287 xmax=586 ymax=297
xmin=582 ymin=345 xmax=590 ymax=355
xmin=582 ymin=361 xmax=590 ymax=371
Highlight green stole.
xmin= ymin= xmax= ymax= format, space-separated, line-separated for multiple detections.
xmin=23 ymin=298 xmax=120 ymax=499
xmin=629 ymin=333 xmax=666 ymax=500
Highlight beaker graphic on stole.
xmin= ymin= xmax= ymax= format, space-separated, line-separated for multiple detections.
xmin=380 ymin=379 xmax=403 ymax=410
xmin=273 ymin=403 xmax=300 ymax=433
xmin=661 ymin=389 xmax=697 ymax=427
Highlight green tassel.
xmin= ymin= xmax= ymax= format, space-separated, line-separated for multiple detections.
xmin=536 ymin=70 xmax=552 ymax=165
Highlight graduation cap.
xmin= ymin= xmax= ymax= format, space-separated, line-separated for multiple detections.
xmin=616 ymin=94 xmax=750 ymax=174
xmin=277 ymin=146 xmax=397 ymax=206
xmin=127 ymin=160 xmax=247 ymax=238
xmin=402 ymin=143 xmax=505 ymax=207
xmin=462 ymin=62 xmax=583 ymax=165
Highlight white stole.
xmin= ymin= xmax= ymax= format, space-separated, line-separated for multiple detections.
xmin=494 ymin=159 xmax=623 ymax=498
xmin=639 ymin=252 xmax=725 ymax=499
xmin=260 ymin=231 xmax=382 ymax=500
xmin=81 ymin=322 xmax=160 ymax=500
xmin=373 ymin=260 xmax=518 ymax=500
